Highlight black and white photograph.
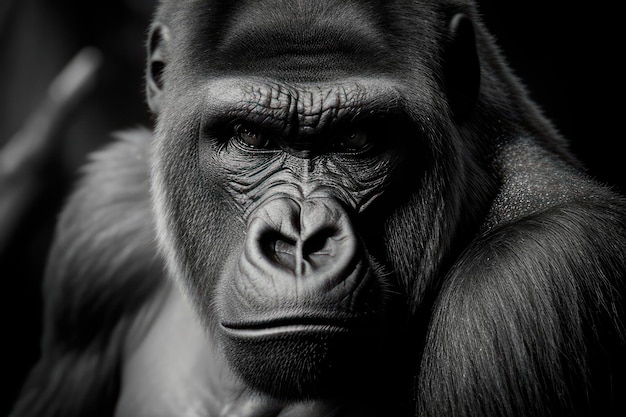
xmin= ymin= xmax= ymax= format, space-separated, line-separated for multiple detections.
xmin=2 ymin=1 xmax=624 ymax=416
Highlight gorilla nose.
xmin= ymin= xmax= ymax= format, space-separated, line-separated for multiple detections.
xmin=244 ymin=197 xmax=359 ymax=283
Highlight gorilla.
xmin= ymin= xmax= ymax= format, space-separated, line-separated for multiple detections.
xmin=10 ymin=1 xmax=626 ymax=416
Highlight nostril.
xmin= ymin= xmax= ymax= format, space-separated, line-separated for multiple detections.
xmin=260 ymin=230 xmax=298 ymax=271
xmin=274 ymin=238 xmax=297 ymax=256
xmin=274 ymin=237 xmax=298 ymax=271
xmin=258 ymin=226 xmax=342 ymax=273
xmin=244 ymin=197 xmax=357 ymax=281
xmin=302 ymin=227 xmax=339 ymax=258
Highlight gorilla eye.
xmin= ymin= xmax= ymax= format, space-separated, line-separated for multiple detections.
xmin=233 ymin=123 xmax=268 ymax=149
xmin=337 ymin=129 xmax=370 ymax=152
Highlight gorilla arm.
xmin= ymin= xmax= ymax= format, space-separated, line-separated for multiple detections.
xmin=418 ymin=138 xmax=626 ymax=417
xmin=9 ymin=129 xmax=164 ymax=417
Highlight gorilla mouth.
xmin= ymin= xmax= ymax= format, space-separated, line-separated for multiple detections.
xmin=221 ymin=315 xmax=366 ymax=338
xmin=221 ymin=314 xmax=380 ymax=399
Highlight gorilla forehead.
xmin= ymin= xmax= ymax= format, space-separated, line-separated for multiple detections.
xmin=201 ymin=77 xmax=403 ymax=135
xmin=215 ymin=0 xmax=388 ymax=76
xmin=160 ymin=0 xmax=446 ymax=81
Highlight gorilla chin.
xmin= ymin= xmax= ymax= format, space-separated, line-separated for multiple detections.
xmin=220 ymin=317 xmax=383 ymax=399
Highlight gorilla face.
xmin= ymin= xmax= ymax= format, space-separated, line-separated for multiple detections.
xmin=149 ymin=0 xmax=477 ymax=399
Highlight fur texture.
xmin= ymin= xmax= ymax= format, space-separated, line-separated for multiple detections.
xmin=10 ymin=1 xmax=626 ymax=416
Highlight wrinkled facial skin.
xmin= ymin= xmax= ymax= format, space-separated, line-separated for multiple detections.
xmin=154 ymin=75 xmax=426 ymax=398
xmin=201 ymin=78 xmax=414 ymax=397
xmin=150 ymin=0 xmax=451 ymax=401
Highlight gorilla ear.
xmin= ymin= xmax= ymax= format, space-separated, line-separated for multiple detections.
xmin=147 ymin=24 xmax=170 ymax=114
xmin=444 ymin=13 xmax=480 ymax=120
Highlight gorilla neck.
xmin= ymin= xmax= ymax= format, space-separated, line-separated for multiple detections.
xmin=114 ymin=283 xmax=380 ymax=417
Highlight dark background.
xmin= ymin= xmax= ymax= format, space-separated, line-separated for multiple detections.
xmin=1 ymin=0 xmax=623 ymax=414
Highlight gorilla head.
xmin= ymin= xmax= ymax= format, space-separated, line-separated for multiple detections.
xmin=147 ymin=0 xmax=494 ymax=399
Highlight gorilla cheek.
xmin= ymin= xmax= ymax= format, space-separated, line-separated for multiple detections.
xmin=159 ymin=136 xmax=247 ymax=323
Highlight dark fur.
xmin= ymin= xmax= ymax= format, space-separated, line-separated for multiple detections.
xmin=11 ymin=1 xmax=626 ymax=416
